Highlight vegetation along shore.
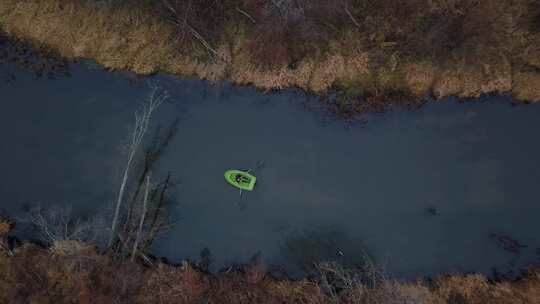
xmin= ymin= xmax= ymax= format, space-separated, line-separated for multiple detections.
xmin=1 ymin=0 xmax=539 ymax=115
xmin=1 ymin=218 xmax=540 ymax=304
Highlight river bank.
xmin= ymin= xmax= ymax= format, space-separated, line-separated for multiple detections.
xmin=1 ymin=0 xmax=539 ymax=115
xmin=0 ymin=221 xmax=539 ymax=304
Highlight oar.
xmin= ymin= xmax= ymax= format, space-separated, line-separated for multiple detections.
xmin=237 ymin=188 xmax=246 ymax=209
xmin=237 ymin=161 xmax=264 ymax=209
xmin=246 ymin=160 xmax=265 ymax=173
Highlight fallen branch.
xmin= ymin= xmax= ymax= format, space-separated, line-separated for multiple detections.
xmin=344 ymin=2 xmax=361 ymax=29
xmin=162 ymin=0 xmax=220 ymax=60
xmin=236 ymin=7 xmax=256 ymax=24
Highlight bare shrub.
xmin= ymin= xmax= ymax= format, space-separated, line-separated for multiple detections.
xmin=26 ymin=205 xmax=93 ymax=244
xmin=313 ymin=251 xmax=391 ymax=303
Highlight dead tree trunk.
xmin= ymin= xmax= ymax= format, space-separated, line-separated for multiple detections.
xmin=131 ymin=173 xmax=151 ymax=261
xmin=109 ymin=85 xmax=168 ymax=248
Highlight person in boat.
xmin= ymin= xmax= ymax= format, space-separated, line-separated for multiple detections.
xmin=235 ymin=173 xmax=250 ymax=183
xmin=235 ymin=174 xmax=243 ymax=183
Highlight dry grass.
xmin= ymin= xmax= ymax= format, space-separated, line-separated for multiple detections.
xmin=0 ymin=0 xmax=539 ymax=110
xmin=432 ymin=271 xmax=540 ymax=304
xmin=0 ymin=240 xmax=539 ymax=304
xmin=137 ymin=262 xmax=210 ymax=304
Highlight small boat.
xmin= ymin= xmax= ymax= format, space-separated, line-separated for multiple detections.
xmin=224 ymin=169 xmax=257 ymax=191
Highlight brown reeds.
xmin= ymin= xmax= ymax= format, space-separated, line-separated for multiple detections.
xmin=0 ymin=0 xmax=538 ymax=114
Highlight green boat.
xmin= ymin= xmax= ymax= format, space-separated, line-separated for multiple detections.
xmin=224 ymin=169 xmax=257 ymax=191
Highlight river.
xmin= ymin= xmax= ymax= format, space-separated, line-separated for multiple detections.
xmin=1 ymin=59 xmax=539 ymax=278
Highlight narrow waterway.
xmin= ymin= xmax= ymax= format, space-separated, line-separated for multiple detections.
xmin=1 ymin=60 xmax=540 ymax=278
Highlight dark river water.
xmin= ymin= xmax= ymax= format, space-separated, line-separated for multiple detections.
xmin=1 ymin=60 xmax=540 ymax=278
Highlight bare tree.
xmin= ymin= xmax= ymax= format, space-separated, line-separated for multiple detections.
xmin=131 ymin=172 xmax=151 ymax=261
xmin=314 ymin=261 xmax=356 ymax=301
xmin=139 ymin=172 xmax=176 ymax=252
xmin=109 ymin=85 xmax=168 ymax=248
xmin=314 ymin=251 xmax=385 ymax=302
xmin=112 ymin=168 xmax=175 ymax=261
xmin=26 ymin=205 xmax=92 ymax=244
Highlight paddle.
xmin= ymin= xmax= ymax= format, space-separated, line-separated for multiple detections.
xmin=238 ymin=188 xmax=246 ymax=210
xmin=246 ymin=160 xmax=265 ymax=174
xmin=237 ymin=160 xmax=264 ymax=210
